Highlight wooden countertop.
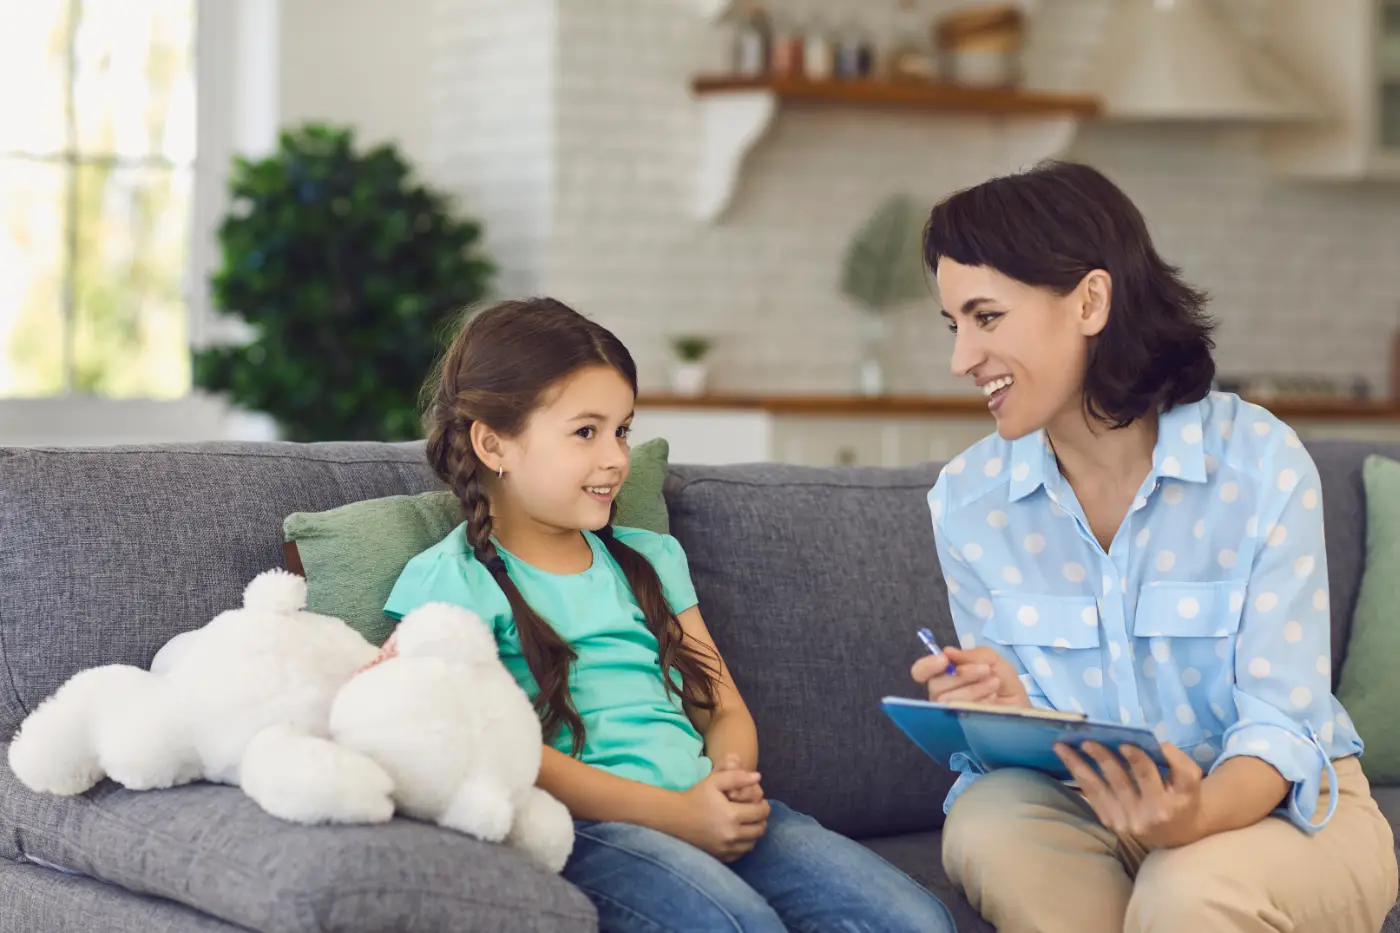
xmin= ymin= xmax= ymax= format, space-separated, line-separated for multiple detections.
xmin=636 ymin=394 xmax=1400 ymax=420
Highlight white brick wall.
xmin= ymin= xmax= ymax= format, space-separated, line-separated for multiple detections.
xmin=430 ymin=0 xmax=1400 ymax=397
xmin=430 ymin=0 xmax=557 ymax=297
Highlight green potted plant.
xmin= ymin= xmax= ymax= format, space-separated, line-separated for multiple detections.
xmin=841 ymin=193 xmax=929 ymax=395
xmin=669 ymin=335 xmax=714 ymax=396
xmin=193 ymin=124 xmax=494 ymax=441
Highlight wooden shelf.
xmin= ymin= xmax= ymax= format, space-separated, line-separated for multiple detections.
xmin=688 ymin=74 xmax=1096 ymax=223
xmin=691 ymin=75 xmax=1103 ymax=118
xmin=638 ymin=393 xmax=1400 ymax=421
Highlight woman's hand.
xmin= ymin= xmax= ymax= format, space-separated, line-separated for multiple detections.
xmin=1054 ymin=741 xmax=1205 ymax=850
xmin=669 ymin=769 xmax=770 ymax=863
xmin=714 ymin=753 xmax=764 ymax=803
xmin=911 ymin=645 xmax=1031 ymax=708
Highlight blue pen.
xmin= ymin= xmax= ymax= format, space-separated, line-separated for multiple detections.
xmin=917 ymin=627 xmax=958 ymax=675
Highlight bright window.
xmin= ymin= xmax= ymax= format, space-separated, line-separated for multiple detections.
xmin=0 ymin=0 xmax=195 ymax=399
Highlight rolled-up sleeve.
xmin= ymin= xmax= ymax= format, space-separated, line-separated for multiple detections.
xmin=930 ymin=476 xmax=1046 ymax=709
xmin=1216 ymin=435 xmax=1336 ymax=832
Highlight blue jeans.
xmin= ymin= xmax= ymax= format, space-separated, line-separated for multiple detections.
xmin=563 ymin=800 xmax=957 ymax=933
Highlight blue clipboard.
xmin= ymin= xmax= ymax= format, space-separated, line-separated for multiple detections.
xmin=880 ymin=697 xmax=1170 ymax=780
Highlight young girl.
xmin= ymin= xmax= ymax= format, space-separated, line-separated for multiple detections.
xmin=375 ymin=298 xmax=955 ymax=933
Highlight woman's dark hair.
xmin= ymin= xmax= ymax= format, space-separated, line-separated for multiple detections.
xmin=422 ymin=298 xmax=720 ymax=755
xmin=923 ymin=160 xmax=1215 ymax=429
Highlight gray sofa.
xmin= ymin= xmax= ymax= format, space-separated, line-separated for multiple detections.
xmin=0 ymin=438 xmax=1396 ymax=933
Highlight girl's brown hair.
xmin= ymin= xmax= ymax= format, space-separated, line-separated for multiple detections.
xmin=423 ymin=297 xmax=720 ymax=754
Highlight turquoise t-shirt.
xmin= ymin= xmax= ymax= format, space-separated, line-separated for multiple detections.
xmin=383 ymin=525 xmax=712 ymax=792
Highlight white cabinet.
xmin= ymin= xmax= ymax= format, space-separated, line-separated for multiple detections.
xmin=633 ymin=405 xmax=994 ymax=468
xmin=1267 ymin=0 xmax=1400 ymax=179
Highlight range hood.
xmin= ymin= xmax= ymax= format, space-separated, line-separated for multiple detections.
xmin=1087 ymin=0 xmax=1322 ymax=122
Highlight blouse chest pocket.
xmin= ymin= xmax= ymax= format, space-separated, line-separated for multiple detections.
xmin=1133 ymin=581 xmax=1245 ymax=641
xmin=983 ymin=593 xmax=1101 ymax=657
xmin=983 ymin=594 xmax=1102 ymax=704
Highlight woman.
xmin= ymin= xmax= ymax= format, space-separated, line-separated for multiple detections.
xmin=911 ymin=161 xmax=1397 ymax=933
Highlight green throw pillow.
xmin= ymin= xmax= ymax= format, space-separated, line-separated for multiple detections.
xmin=284 ymin=437 xmax=673 ymax=646
xmin=1337 ymin=453 xmax=1400 ymax=784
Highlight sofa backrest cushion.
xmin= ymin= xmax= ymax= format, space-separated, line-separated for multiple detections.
xmin=664 ymin=462 xmax=959 ymax=839
xmin=0 ymin=442 xmax=440 ymax=737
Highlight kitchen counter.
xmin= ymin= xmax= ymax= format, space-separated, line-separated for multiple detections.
xmin=631 ymin=393 xmax=1400 ymax=468
xmin=637 ymin=393 xmax=1400 ymax=421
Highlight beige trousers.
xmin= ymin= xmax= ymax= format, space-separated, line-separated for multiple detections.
xmin=942 ymin=758 xmax=1397 ymax=933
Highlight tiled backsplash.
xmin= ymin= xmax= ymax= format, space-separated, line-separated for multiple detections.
xmin=430 ymin=0 xmax=1400 ymax=397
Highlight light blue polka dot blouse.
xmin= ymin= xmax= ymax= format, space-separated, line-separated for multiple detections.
xmin=929 ymin=391 xmax=1361 ymax=833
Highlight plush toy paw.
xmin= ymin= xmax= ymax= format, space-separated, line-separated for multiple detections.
xmin=507 ymin=786 xmax=575 ymax=873
xmin=9 ymin=665 xmax=160 ymax=796
xmin=439 ymin=776 xmax=515 ymax=843
xmin=240 ymin=724 xmax=395 ymax=825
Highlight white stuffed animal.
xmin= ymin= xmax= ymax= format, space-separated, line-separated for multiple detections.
xmin=7 ymin=569 xmax=574 ymax=873
xmin=7 ymin=569 xmax=395 ymax=825
xmin=328 ymin=601 xmax=575 ymax=873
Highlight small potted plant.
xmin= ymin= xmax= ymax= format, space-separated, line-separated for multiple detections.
xmin=669 ymin=335 xmax=713 ymax=396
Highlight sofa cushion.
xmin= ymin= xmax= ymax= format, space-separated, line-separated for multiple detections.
xmin=664 ymin=462 xmax=959 ymax=840
xmin=0 ymin=743 xmax=596 ymax=933
xmin=0 ymin=859 xmax=248 ymax=933
xmin=1337 ymin=454 xmax=1400 ymax=783
xmin=1304 ymin=439 xmax=1400 ymax=677
xmin=0 ymin=442 xmax=440 ymax=736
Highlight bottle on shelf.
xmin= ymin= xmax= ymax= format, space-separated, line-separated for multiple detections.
xmin=835 ymin=18 xmax=875 ymax=79
xmin=803 ymin=16 xmax=835 ymax=81
xmin=771 ymin=14 xmax=805 ymax=78
xmin=732 ymin=4 xmax=772 ymax=78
